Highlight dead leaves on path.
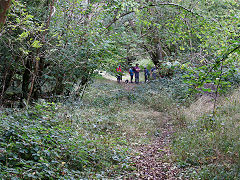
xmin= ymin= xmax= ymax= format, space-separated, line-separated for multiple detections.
xmin=129 ymin=122 xmax=181 ymax=180
xmin=115 ymin=81 xmax=181 ymax=179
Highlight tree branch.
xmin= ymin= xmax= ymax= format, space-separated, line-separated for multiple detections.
xmin=105 ymin=8 xmax=120 ymax=29
xmin=105 ymin=2 xmax=204 ymax=30
xmin=199 ymin=44 xmax=240 ymax=86
xmin=207 ymin=44 xmax=240 ymax=76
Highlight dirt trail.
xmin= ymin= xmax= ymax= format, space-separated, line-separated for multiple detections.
xmin=129 ymin=116 xmax=180 ymax=179
xmin=121 ymin=82 xmax=136 ymax=91
xmin=102 ymin=73 xmax=181 ymax=179
xmin=119 ymin=83 xmax=180 ymax=179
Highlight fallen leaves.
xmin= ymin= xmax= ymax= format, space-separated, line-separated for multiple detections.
xmin=129 ymin=120 xmax=181 ymax=179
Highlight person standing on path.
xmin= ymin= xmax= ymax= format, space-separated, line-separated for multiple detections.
xmin=144 ymin=67 xmax=150 ymax=83
xmin=151 ymin=65 xmax=157 ymax=80
xmin=129 ymin=66 xmax=134 ymax=83
xmin=116 ymin=65 xmax=122 ymax=83
xmin=134 ymin=63 xmax=141 ymax=84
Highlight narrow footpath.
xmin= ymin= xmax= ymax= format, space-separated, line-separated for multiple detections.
xmin=130 ymin=117 xmax=180 ymax=179
xmin=102 ymin=73 xmax=181 ymax=179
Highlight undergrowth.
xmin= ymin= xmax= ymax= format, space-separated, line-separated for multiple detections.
xmin=172 ymin=89 xmax=240 ymax=179
xmin=0 ymin=75 xmax=190 ymax=178
xmin=0 ymin=102 xmax=131 ymax=179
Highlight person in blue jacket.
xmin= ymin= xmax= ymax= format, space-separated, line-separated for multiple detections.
xmin=129 ymin=66 xmax=134 ymax=83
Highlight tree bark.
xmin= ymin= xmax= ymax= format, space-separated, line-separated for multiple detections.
xmin=27 ymin=58 xmax=39 ymax=104
xmin=0 ymin=64 xmax=14 ymax=105
xmin=156 ymin=41 xmax=163 ymax=62
xmin=22 ymin=59 xmax=31 ymax=100
xmin=0 ymin=0 xmax=11 ymax=28
xmin=54 ymin=73 xmax=64 ymax=95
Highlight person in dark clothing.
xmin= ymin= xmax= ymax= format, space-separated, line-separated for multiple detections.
xmin=134 ymin=64 xmax=140 ymax=84
xmin=144 ymin=67 xmax=150 ymax=82
xmin=151 ymin=66 xmax=157 ymax=80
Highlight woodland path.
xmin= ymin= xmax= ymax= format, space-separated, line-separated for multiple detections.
xmin=101 ymin=73 xmax=181 ymax=179
xmin=121 ymin=83 xmax=180 ymax=180
xmin=128 ymin=102 xmax=180 ymax=179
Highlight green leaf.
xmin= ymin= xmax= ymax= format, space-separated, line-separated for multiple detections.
xmin=202 ymin=88 xmax=212 ymax=92
xmin=31 ymin=40 xmax=43 ymax=48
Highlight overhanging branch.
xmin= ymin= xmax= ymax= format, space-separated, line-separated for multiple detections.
xmin=105 ymin=2 xmax=204 ymax=30
xmin=200 ymin=44 xmax=240 ymax=85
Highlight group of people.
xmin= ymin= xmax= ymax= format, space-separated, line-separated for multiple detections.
xmin=116 ymin=64 xmax=157 ymax=84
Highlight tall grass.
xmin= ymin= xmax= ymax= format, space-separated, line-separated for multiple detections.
xmin=172 ymin=88 xmax=240 ymax=179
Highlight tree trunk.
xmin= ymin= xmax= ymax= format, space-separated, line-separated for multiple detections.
xmin=157 ymin=42 xmax=163 ymax=62
xmin=0 ymin=0 xmax=12 ymax=28
xmin=0 ymin=65 xmax=14 ymax=105
xmin=80 ymin=65 xmax=91 ymax=93
xmin=32 ymin=57 xmax=44 ymax=99
xmin=27 ymin=58 xmax=39 ymax=104
xmin=150 ymin=52 xmax=160 ymax=66
xmin=22 ymin=59 xmax=31 ymax=100
xmin=54 ymin=73 xmax=64 ymax=95
xmin=80 ymin=75 xmax=89 ymax=87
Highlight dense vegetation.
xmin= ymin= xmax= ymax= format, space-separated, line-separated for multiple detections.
xmin=1 ymin=0 xmax=239 ymax=105
xmin=1 ymin=0 xmax=240 ymax=179
xmin=0 ymin=77 xmax=184 ymax=178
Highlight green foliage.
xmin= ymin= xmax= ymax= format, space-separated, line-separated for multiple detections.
xmin=181 ymin=44 xmax=240 ymax=96
xmin=174 ymin=0 xmax=240 ymax=97
xmin=1 ymin=0 xmax=240 ymax=104
xmin=1 ymin=0 xmax=240 ymax=177
xmin=0 ymin=101 xmax=130 ymax=178
xmin=158 ymin=61 xmax=181 ymax=77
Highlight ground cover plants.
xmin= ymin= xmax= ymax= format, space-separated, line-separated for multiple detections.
xmin=1 ymin=0 xmax=240 ymax=179
xmin=0 ymin=84 xmax=134 ymax=179
xmin=0 ymin=75 xmax=190 ymax=178
xmin=1 ymin=70 xmax=240 ymax=178
xmin=0 ymin=101 xmax=132 ymax=179
xmin=172 ymin=88 xmax=240 ymax=179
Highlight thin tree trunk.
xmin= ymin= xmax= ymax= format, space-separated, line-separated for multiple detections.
xmin=42 ymin=0 xmax=55 ymax=42
xmin=22 ymin=59 xmax=31 ymax=100
xmin=28 ymin=0 xmax=55 ymax=102
xmin=0 ymin=0 xmax=12 ymax=28
xmin=157 ymin=41 xmax=163 ymax=62
xmin=27 ymin=59 xmax=39 ymax=104
xmin=0 ymin=65 xmax=14 ymax=105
